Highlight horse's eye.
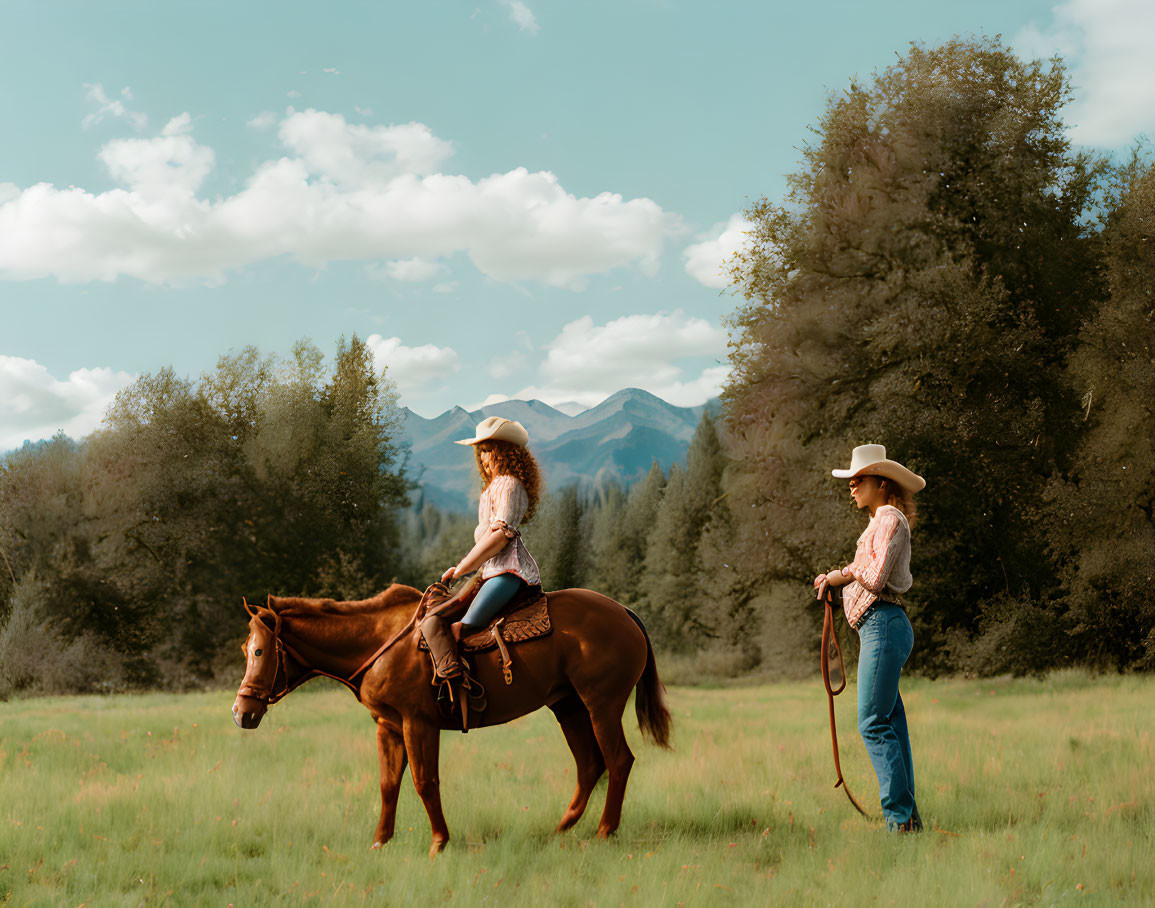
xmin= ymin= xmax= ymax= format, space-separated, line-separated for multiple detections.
xmin=254 ymin=648 xmax=263 ymax=657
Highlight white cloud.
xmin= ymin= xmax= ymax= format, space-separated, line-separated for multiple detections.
xmin=501 ymin=0 xmax=539 ymax=35
xmin=82 ymin=83 xmax=147 ymax=131
xmin=369 ymin=257 xmax=445 ymax=283
xmin=682 ymin=213 xmax=752 ymax=288
xmin=365 ymin=335 xmax=460 ymax=399
xmin=1016 ymin=0 xmax=1155 ymax=147
xmin=488 ymin=350 xmax=527 ymax=380
xmin=278 ymin=110 xmax=453 ymax=185
xmin=98 ymin=115 xmax=215 ymax=195
xmin=0 ymin=356 xmax=135 ymax=450
xmin=0 ymin=109 xmax=672 ymax=288
xmin=432 ymin=281 xmax=458 ymax=294
xmin=247 ymin=111 xmax=278 ymax=130
xmin=287 ymin=90 xmax=302 ymax=99
xmin=506 ymin=311 xmax=730 ymax=408
xmin=322 ymin=67 xmax=340 ymax=75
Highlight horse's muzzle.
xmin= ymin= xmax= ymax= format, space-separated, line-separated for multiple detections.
xmin=232 ymin=695 xmax=266 ymax=729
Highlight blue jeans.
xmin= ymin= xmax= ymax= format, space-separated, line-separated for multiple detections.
xmin=460 ymin=573 xmax=524 ymax=629
xmin=856 ymin=604 xmax=917 ymax=828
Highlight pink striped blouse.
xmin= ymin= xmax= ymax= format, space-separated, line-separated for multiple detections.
xmin=841 ymin=505 xmax=912 ymax=628
xmin=475 ymin=474 xmax=541 ymax=585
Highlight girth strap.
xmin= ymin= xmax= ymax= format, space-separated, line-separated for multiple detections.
xmin=491 ymin=618 xmax=513 ymax=685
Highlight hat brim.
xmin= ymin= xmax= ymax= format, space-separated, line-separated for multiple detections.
xmin=832 ymin=460 xmax=925 ymax=492
xmin=454 ymin=428 xmax=530 ymax=448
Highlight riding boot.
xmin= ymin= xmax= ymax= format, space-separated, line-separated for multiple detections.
xmin=419 ymin=613 xmax=463 ymax=682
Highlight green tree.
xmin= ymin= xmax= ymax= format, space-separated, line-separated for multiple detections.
xmin=641 ymin=413 xmax=728 ymax=647
xmin=617 ymin=461 xmax=666 ymax=603
xmin=525 ymin=486 xmax=585 ymax=590
xmin=0 ymin=336 xmax=410 ymax=690
xmin=582 ymin=482 xmax=630 ymax=599
xmin=396 ymin=502 xmax=477 ymax=590
xmin=722 ymin=36 xmax=1108 ymax=672
xmin=1043 ymin=157 xmax=1155 ymax=670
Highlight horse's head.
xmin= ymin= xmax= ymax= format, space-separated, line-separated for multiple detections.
xmin=232 ymin=597 xmax=283 ymax=730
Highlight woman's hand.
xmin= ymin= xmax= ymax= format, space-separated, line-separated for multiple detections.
xmin=827 ymin=566 xmax=853 ymax=588
xmin=813 ymin=573 xmax=829 ymax=601
xmin=440 ymin=565 xmax=457 ymax=585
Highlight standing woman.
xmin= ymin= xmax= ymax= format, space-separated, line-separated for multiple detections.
xmin=815 ymin=444 xmax=925 ymax=832
xmin=420 ymin=416 xmax=542 ymax=682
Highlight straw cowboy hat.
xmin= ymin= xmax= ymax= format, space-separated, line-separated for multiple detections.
xmin=455 ymin=416 xmax=530 ymax=448
xmin=831 ymin=444 xmax=925 ymax=492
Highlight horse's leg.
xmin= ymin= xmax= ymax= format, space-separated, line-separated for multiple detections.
xmin=402 ymin=716 xmax=450 ymax=858
xmin=549 ymin=696 xmax=606 ymax=833
xmin=580 ymin=690 xmax=635 ymax=838
xmin=371 ymin=718 xmax=408 ymax=849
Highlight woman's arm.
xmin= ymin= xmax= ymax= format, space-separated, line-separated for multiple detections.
xmin=848 ymin=512 xmax=905 ymax=593
xmin=445 ymin=526 xmax=511 ymax=581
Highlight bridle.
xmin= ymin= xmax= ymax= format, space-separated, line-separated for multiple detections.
xmin=820 ymin=587 xmax=871 ymax=819
xmin=237 ymin=606 xmax=291 ymax=705
xmin=237 ymin=594 xmax=425 ymax=705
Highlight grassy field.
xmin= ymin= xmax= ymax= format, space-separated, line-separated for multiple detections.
xmin=1 ymin=672 xmax=1152 ymax=906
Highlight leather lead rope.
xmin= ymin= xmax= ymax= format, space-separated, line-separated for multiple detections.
xmin=820 ymin=589 xmax=872 ymax=819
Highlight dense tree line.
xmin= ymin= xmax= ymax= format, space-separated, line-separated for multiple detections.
xmin=721 ymin=36 xmax=1153 ymax=674
xmin=0 ymin=337 xmax=410 ymax=695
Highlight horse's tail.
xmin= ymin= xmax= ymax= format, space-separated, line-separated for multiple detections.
xmin=624 ymin=608 xmax=672 ymax=749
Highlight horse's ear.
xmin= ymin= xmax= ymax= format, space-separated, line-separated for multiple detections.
xmin=243 ymin=597 xmax=256 ymax=618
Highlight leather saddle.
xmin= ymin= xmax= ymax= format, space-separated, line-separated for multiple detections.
xmin=417 ymin=583 xmax=552 ymax=660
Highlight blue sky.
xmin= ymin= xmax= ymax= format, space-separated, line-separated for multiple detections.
xmin=2 ymin=0 xmax=1152 ymax=448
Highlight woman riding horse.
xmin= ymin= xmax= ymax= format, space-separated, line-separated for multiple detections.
xmin=419 ymin=416 xmax=543 ymax=682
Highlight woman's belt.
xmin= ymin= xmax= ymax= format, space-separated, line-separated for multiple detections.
xmin=855 ymin=594 xmax=903 ymax=627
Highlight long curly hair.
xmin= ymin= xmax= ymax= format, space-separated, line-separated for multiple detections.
xmin=876 ymin=477 xmax=919 ymax=529
xmin=475 ymin=440 xmax=543 ymax=522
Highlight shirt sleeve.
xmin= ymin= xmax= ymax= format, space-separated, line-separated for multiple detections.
xmin=488 ymin=476 xmax=527 ymax=534
xmin=850 ymin=510 xmax=907 ymax=594
xmin=474 ymin=495 xmax=487 ymax=543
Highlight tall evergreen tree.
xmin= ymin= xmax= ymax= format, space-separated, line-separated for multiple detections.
xmin=617 ymin=461 xmax=666 ymax=603
xmin=640 ymin=414 xmax=727 ymax=647
xmin=524 ymin=485 xmax=585 ymax=590
xmin=583 ymin=482 xmax=630 ymax=600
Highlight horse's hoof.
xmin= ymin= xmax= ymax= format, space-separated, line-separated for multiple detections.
xmin=428 ymin=839 xmax=448 ymax=859
xmin=370 ymin=841 xmax=383 ymax=850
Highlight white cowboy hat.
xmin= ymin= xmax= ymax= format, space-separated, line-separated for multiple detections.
xmin=831 ymin=444 xmax=925 ymax=492
xmin=454 ymin=416 xmax=530 ymax=448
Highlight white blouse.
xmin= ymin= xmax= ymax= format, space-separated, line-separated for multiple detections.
xmin=475 ymin=474 xmax=541 ymax=585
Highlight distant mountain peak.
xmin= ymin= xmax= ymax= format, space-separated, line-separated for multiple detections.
xmin=403 ymin=388 xmax=718 ymax=511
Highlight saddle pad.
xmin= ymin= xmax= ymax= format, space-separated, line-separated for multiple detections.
xmin=417 ymin=597 xmax=551 ymax=654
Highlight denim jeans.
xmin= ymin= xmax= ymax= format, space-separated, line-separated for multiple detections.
xmin=856 ymin=603 xmax=917 ymax=827
xmin=460 ymin=573 xmax=524 ymax=629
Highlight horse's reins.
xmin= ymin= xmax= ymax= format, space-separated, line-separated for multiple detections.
xmin=820 ymin=587 xmax=871 ymax=819
xmin=240 ymin=592 xmax=431 ymax=706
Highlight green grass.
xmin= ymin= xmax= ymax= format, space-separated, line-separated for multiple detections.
xmin=2 ymin=672 xmax=1152 ymax=905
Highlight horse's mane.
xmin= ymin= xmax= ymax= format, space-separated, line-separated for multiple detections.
xmin=269 ymin=582 xmax=422 ymax=617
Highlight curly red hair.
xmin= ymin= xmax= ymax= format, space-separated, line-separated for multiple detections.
xmin=475 ymin=440 xmax=543 ymax=522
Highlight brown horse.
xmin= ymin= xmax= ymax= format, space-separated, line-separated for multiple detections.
xmin=231 ymin=582 xmax=671 ymax=857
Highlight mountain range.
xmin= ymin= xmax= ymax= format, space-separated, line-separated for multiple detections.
xmin=403 ymin=388 xmax=716 ymax=511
